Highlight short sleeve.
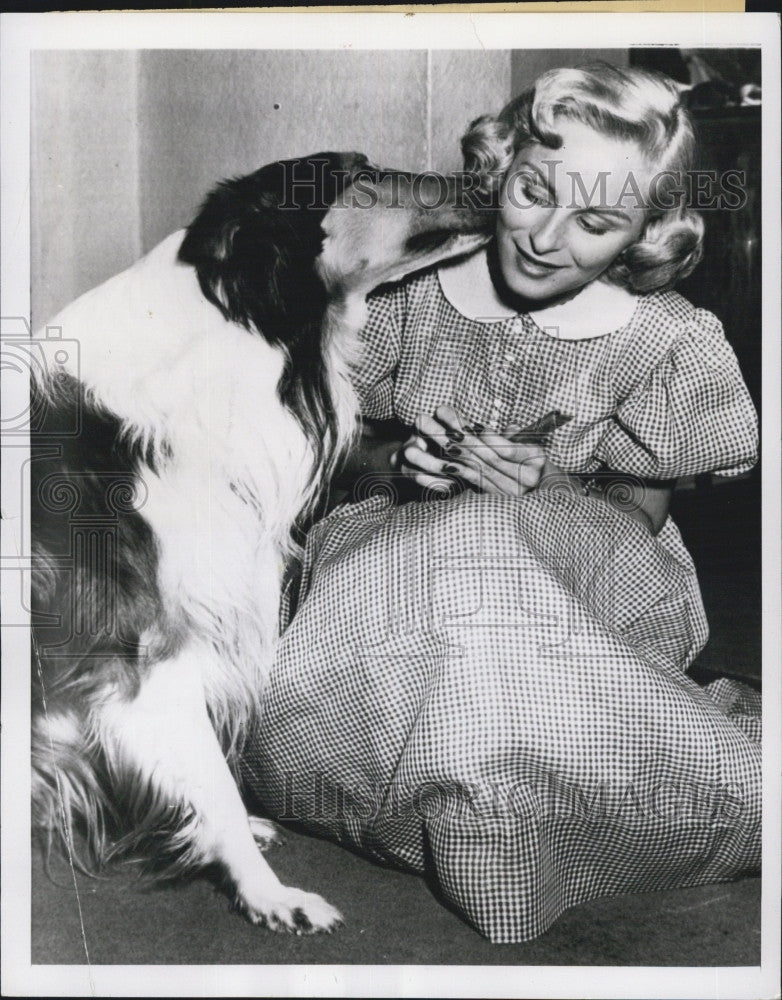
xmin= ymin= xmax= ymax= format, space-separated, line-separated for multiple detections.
xmin=350 ymin=283 xmax=407 ymax=420
xmin=594 ymin=307 xmax=758 ymax=479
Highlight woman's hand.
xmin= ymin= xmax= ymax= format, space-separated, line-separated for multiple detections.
xmin=396 ymin=405 xmax=547 ymax=496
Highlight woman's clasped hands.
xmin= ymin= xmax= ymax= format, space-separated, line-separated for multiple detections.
xmin=393 ymin=405 xmax=547 ymax=497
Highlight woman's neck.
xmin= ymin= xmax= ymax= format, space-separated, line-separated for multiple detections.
xmin=484 ymin=239 xmax=583 ymax=313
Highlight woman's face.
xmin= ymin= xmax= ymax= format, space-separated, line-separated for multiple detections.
xmin=495 ymin=117 xmax=653 ymax=304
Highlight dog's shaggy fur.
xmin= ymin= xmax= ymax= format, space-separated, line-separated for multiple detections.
xmin=30 ymin=151 xmax=491 ymax=931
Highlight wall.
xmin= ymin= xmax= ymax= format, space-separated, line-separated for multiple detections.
xmin=31 ymin=49 xmax=511 ymax=326
xmin=31 ymin=51 xmax=142 ymax=328
xmin=511 ymin=48 xmax=628 ymax=96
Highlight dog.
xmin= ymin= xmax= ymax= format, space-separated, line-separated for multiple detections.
xmin=30 ymin=151 xmax=492 ymax=932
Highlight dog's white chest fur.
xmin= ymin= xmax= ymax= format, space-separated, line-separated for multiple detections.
xmin=38 ymin=232 xmax=314 ymax=696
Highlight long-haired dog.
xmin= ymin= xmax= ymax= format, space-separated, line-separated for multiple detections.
xmin=30 ymin=152 xmax=491 ymax=932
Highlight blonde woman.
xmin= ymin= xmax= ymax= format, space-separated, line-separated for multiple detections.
xmin=243 ymin=65 xmax=760 ymax=943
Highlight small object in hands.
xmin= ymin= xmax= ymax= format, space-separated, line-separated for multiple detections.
xmin=506 ymin=410 xmax=573 ymax=446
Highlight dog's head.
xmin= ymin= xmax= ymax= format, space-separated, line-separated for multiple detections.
xmin=177 ymin=152 xmax=495 ymax=511
xmin=317 ymin=168 xmax=495 ymax=297
xmin=179 ymin=152 xmax=494 ymax=338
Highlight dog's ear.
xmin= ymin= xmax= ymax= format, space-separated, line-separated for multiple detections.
xmin=178 ymin=177 xmax=327 ymax=342
xmin=179 ymin=153 xmax=371 ymax=341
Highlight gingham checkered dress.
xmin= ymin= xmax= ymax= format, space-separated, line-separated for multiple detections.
xmin=241 ymin=269 xmax=761 ymax=943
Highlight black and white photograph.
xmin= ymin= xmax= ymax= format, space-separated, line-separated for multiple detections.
xmin=1 ymin=10 xmax=780 ymax=998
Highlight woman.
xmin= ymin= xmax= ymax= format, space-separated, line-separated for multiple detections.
xmin=242 ymin=64 xmax=760 ymax=943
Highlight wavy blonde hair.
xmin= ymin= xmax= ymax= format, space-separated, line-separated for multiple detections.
xmin=461 ymin=63 xmax=704 ymax=293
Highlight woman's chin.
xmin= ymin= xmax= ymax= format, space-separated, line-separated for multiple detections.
xmin=504 ymin=276 xmax=588 ymax=311
xmin=495 ymin=270 xmax=585 ymax=312
xmin=489 ymin=239 xmax=583 ymax=311
xmin=505 ymin=273 xmax=567 ymax=303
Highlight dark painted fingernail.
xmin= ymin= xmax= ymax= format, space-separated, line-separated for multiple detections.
xmin=446 ymin=429 xmax=464 ymax=442
xmin=469 ymin=422 xmax=485 ymax=433
xmin=443 ymin=463 xmax=460 ymax=474
xmin=445 ymin=444 xmax=461 ymax=456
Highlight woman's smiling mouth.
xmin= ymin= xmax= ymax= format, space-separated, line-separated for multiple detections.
xmin=513 ymin=244 xmax=566 ymax=277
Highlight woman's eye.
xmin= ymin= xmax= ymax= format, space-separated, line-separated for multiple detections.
xmin=526 ymin=186 xmax=549 ymax=205
xmin=578 ymin=216 xmax=609 ymax=236
xmin=515 ymin=176 xmax=551 ymax=206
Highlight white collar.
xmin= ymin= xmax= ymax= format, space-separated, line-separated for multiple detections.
xmin=437 ymin=246 xmax=640 ymax=341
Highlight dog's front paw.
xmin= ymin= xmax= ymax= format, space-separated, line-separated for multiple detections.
xmin=247 ymin=815 xmax=285 ymax=850
xmin=237 ymin=886 xmax=343 ymax=934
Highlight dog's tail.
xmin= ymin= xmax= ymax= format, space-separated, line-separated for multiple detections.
xmin=31 ymin=691 xmax=212 ymax=881
xmin=32 ymin=706 xmax=118 ymax=875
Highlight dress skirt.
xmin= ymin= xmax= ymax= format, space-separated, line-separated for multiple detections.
xmin=240 ymin=490 xmax=761 ymax=943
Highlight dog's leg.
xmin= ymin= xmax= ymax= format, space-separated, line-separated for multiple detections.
xmin=98 ymin=649 xmax=343 ymax=933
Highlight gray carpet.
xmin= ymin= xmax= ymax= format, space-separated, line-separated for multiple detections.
xmin=32 ymin=833 xmax=759 ymax=965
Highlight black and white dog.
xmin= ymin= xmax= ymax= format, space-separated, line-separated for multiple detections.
xmin=30 ymin=152 xmax=491 ymax=932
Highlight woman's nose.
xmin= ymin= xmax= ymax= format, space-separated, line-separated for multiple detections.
xmin=529 ymin=208 xmax=566 ymax=255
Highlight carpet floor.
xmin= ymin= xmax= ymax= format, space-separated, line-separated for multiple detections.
xmin=30 ymin=477 xmax=762 ymax=966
